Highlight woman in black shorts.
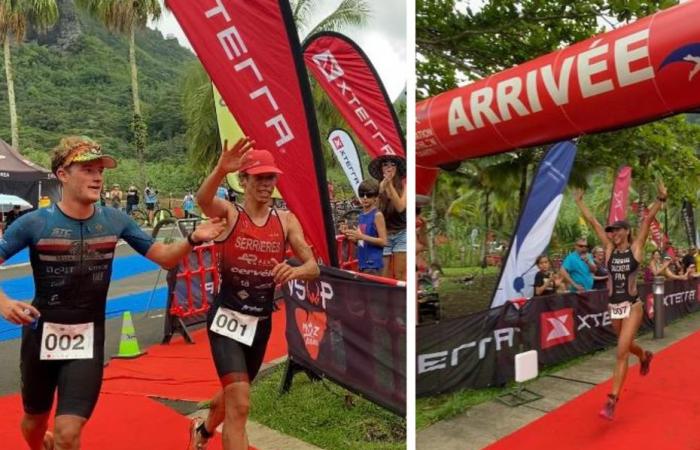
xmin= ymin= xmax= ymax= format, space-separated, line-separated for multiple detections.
xmin=574 ymin=182 xmax=666 ymax=420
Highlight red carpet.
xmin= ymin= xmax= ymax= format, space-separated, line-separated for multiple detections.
xmin=101 ymin=305 xmax=288 ymax=401
xmin=0 ymin=392 xmax=244 ymax=449
xmin=487 ymin=330 xmax=700 ymax=450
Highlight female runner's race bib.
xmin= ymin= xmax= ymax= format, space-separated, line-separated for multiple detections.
xmin=609 ymin=301 xmax=631 ymax=320
xmin=40 ymin=322 xmax=94 ymax=360
xmin=210 ymin=306 xmax=259 ymax=347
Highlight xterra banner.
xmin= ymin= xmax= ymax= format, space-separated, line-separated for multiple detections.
xmin=167 ymin=0 xmax=336 ymax=265
xmin=283 ymin=265 xmax=406 ymax=415
xmin=304 ymin=32 xmax=405 ymax=158
xmin=418 ymin=280 xmax=700 ymax=396
xmin=416 ymin=0 xmax=700 ymax=167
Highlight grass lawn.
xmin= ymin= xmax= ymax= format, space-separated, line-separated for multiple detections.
xmin=249 ymin=366 xmax=405 ymax=450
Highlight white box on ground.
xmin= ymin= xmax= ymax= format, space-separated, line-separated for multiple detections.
xmin=515 ymin=350 xmax=538 ymax=383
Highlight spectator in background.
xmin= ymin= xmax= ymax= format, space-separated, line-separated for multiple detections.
xmin=144 ymin=182 xmax=158 ymax=225
xmin=559 ymin=237 xmax=596 ymax=292
xmin=125 ymin=185 xmax=139 ymax=215
xmin=592 ymin=246 xmax=610 ymax=290
xmin=5 ymin=205 xmax=21 ymax=228
xmin=343 ymin=179 xmax=386 ymax=275
xmin=369 ymin=154 xmax=406 ymax=281
xmin=682 ymin=247 xmax=697 ymax=272
xmin=109 ymin=184 xmax=122 ymax=209
xmin=327 ymin=181 xmax=335 ymax=203
xmin=216 ymin=183 xmax=228 ymax=200
xmin=227 ymin=187 xmax=237 ymax=203
xmin=183 ymin=191 xmax=195 ymax=219
xmin=533 ymin=255 xmax=560 ymax=296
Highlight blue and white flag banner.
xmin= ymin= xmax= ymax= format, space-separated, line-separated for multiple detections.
xmin=328 ymin=129 xmax=364 ymax=196
xmin=490 ymin=141 xmax=578 ymax=308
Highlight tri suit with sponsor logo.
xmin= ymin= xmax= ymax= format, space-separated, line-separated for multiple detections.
xmin=607 ymin=247 xmax=640 ymax=305
xmin=0 ymin=204 xmax=154 ymax=418
xmin=207 ymin=205 xmax=286 ymax=384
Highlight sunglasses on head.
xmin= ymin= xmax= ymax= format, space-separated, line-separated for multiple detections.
xmin=358 ymin=190 xmax=378 ymax=198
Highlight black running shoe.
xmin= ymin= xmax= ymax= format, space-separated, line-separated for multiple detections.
xmin=599 ymin=394 xmax=617 ymax=420
xmin=640 ymin=350 xmax=653 ymax=376
xmin=187 ymin=418 xmax=209 ymax=450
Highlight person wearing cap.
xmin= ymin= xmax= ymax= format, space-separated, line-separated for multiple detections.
xmin=190 ymin=137 xmax=319 ymax=450
xmin=368 ymin=154 xmax=407 ymax=280
xmin=0 ymin=135 xmax=225 ymax=450
xmin=574 ymin=182 xmax=667 ymax=420
xmin=109 ymin=183 xmax=122 ymax=210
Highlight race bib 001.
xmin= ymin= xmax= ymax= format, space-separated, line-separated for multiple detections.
xmin=210 ymin=307 xmax=259 ymax=347
xmin=609 ymin=301 xmax=631 ymax=320
xmin=40 ymin=322 xmax=94 ymax=360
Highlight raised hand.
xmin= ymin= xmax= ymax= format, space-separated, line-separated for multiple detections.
xmin=216 ymin=137 xmax=255 ymax=174
xmin=271 ymin=257 xmax=298 ymax=285
xmin=192 ymin=217 xmax=226 ymax=243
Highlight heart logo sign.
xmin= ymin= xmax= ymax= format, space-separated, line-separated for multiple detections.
xmin=295 ymin=308 xmax=327 ymax=360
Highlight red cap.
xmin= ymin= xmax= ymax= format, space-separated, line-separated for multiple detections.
xmin=239 ymin=149 xmax=283 ymax=175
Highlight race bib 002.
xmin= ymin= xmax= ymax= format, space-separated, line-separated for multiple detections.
xmin=210 ymin=307 xmax=259 ymax=347
xmin=609 ymin=301 xmax=631 ymax=320
xmin=40 ymin=322 xmax=94 ymax=360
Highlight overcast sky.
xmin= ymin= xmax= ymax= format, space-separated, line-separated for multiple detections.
xmin=149 ymin=1 xmax=407 ymax=100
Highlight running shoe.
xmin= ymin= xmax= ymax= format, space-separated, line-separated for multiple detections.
xmin=187 ymin=418 xmax=209 ymax=450
xmin=640 ymin=350 xmax=654 ymax=376
xmin=43 ymin=431 xmax=54 ymax=450
xmin=599 ymin=394 xmax=617 ymax=420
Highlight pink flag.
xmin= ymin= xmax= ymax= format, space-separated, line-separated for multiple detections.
xmin=607 ymin=166 xmax=632 ymax=224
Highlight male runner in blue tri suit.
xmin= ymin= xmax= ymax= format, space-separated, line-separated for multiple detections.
xmin=0 ymin=136 xmax=224 ymax=450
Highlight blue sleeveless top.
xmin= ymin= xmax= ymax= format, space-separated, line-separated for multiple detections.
xmin=357 ymin=208 xmax=383 ymax=270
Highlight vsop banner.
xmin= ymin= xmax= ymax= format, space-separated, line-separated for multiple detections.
xmin=608 ymin=166 xmax=632 ymax=224
xmin=167 ymin=0 xmax=336 ymax=265
xmin=490 ymin=141 xmax=577 ymax=308
xmin=416 ymin=0 xmax=700 ymax=168
xmin=328 ymin=129 xmax=364 ymax=196
xmin=303 ymin=32 xmax=406 ymax=158
xmin=283 ymin=265 xmax=406 ymax=415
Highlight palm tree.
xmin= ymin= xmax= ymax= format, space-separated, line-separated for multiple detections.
xmin=0 ymin=0 xmax=58 ymax=149
xmin=183 ymin=0 xmax=370 ymax=171
xmin=75 ymin=0 xmax=161 ymax=185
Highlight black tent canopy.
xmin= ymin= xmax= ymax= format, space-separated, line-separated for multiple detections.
xmin=0 ymin=139 xmax=60 ymax=207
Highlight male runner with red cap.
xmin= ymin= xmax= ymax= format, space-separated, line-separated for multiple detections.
xmin=189 ymin=137 xmax=319 ymax=450
xmin=0 ymin=136 xmax=224 ymax=450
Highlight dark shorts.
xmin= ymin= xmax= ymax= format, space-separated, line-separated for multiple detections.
xmin=145 ymin=203 xmax=155 ymax=211
xmin=207 ymin=307 xmax=272 ymax=385
xmin=20 ymin=324 xmax=105 ymax=418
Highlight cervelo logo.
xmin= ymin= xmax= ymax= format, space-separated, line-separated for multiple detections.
xmin=203 ymin=1 xmax=295 ymax=148
xmin=658 ymin=43 xmax=700 ymax=81
xmin=287 ymin=279 xmax=334 ymax=309
xmin=417 ymin=327 xmax=519 ymax=374
xmin=448 ymin=29 xmax=656 ymax=136
xmin=312 ymin=49 xmax=397 ymax=155
xmin=540 ymin=308 xmax=575 ymax=349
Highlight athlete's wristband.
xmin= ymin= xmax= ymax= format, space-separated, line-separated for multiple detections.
xmin=187 ymin=232 xmax=201 ymax=247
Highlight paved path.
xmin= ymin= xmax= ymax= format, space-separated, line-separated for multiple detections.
xmin=417 ymin=312 xmax=700 ymax=450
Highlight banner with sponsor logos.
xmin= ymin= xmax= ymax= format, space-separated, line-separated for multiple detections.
xmin=681 ymin=200 xmax=698 ymax=248
xmin=303 ymin=32 xmax=405 ymax=158
xmin=167 ymin=0 xmax=336 ymax=265
xmin=416 ymin=0 xmax=700 ymax=168
xmin=283 ymin=265 xmax=406 ymax=415
xmin=608 ymin=166 xmax=632 ymax=224
xmin=418 ymin=279 xmax=699 ymax=396
xmin=327 ymin=129 xmax=364 ymax=196
xmin=491 ymin=141 xmax=577 ymax=307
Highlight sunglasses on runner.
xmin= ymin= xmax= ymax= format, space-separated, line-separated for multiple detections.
xmin=382 ymin=161 xmax=397 ymax=167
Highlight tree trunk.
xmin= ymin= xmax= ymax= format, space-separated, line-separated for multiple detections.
xmin=518 ymin=159 xmax=528 ymax=212
xmin=480 ymin=190 xmax=491 ymax=267
xmin=129 ymin=23 xmax=146 ymax=186
xmin=428 ymin=187 xmax=438 ymax=263
xmin=4 ymin=38 xmax=19 ymax=149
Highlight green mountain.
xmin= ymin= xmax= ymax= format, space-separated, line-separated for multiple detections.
xmin=0 ymin=0 xmax=199 ymax=193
